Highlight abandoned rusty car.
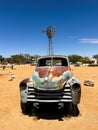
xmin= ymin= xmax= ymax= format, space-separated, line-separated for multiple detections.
xmin=19 ymin=55 xmax=81 ymax=116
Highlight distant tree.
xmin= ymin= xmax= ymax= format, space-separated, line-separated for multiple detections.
xmin=81 ymin=56 xmax=91 ymax=64
xmin=20 ymin=54 xmax=33 ymax=63
xmin=5 ymin=57 xmax=12 ymax=63
xmin=0 ymin=55 xmax=5 ymax=64
xmin=0 ymin=53 xmax=92 ymax=65
xmin=33 ymin=55 xmax=40 ymax=60
xmin=11 ymin=54 xmax=25 ymax=64
xmin=93 ymin=54 xmax=98 ymax=64
xmin=10 ymin=53 xmax=37 ymax=64
xmin=0 ymin=55 xmax=2 ymax=63
xmin=93 ymin=54 xmax=98 ymax=60
xmin=68 ymin=54 xmax=82 ymax=64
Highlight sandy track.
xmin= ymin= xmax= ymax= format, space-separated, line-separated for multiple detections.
xmin=0 ymin=66 xmax=98 ymax=130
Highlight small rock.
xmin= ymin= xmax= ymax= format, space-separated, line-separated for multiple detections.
xmin=11 ymin=74 xmax=15 ymax=78
xmin=8 ymin=78 xmax=13 ymax=81
xmin=84 ymin=80 xmax=94 ymax=87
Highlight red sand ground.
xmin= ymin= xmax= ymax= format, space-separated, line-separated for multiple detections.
xmin=0 ymin=66 xmax=98 ymax=130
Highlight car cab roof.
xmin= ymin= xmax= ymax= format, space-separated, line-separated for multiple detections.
xmin=37 ymin=55 xmax=68 ymax=60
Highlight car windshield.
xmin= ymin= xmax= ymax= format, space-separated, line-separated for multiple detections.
xmin=37 ymin=58 xmax=68 ymax=67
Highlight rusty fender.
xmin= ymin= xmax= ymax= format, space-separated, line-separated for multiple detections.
xmin=68 ymin=77 xmax=81 ymax=104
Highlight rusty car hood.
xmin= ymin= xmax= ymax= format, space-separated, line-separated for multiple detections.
xmin=32 ymin=66 xmax=73 ymax=90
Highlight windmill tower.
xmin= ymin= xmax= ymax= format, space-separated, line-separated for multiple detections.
xmin=41 ymin=26 xmax=56 ymax=55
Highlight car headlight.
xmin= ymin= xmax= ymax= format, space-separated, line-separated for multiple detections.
xmin=72 ymin=83 xmax=81 ymax=92
xmin=20 ymin=82 xmax=27 ymax=91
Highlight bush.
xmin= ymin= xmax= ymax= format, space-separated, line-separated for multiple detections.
xmin=88 ymin=64 xmax=98 ymax=67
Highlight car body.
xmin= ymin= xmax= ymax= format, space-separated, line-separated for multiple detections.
xmin=19 ymin=55 xmax=81 ymax=116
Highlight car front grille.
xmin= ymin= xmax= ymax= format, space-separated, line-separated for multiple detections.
xmin=27 ymin=85 xmax=72 ymax=102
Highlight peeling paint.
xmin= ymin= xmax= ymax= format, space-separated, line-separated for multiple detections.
xmin=32 ymin=66 xmax=73 ymax=90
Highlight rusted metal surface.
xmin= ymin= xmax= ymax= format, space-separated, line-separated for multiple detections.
xmin=35 ymin=66 xmax=70 ymax=78
xmin=33 ymin=66 xmax=73 ymax=90
xmin=32 ymin=55 xmax=73 ymax=90
xmin=20 ymin=78 xmax=31 ymax=84
xmin=68 ymin=77 xmax=81 ymax=104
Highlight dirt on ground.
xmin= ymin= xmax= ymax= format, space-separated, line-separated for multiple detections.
xmin=0 ymin=65 xmax=98 ymax=130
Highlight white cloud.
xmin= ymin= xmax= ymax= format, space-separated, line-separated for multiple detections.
xmin=65 ymin=36 xmax=78 ymax=39
xmin=79 ymin=38 xmax=98 ymax=44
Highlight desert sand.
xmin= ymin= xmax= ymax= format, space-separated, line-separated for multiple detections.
xmin=0 ymin=65 xmax=98 ymax=130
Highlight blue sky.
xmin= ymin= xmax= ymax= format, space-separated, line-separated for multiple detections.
xmin=0 ymin=0 xmax=98 ymax=58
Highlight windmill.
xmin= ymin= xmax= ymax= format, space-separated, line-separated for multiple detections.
xmin=41 ymin=26 xmax=56 ymax=55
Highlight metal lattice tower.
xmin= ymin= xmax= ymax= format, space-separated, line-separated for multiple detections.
xmin=41 ymin=26 xmax=56 ymax=55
